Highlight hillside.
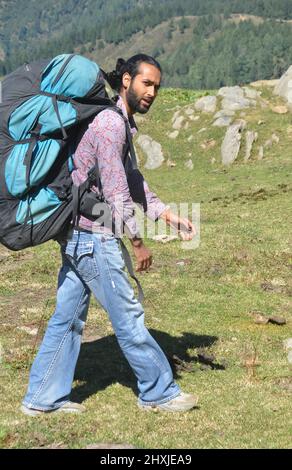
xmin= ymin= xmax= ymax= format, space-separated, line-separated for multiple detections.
xmin=1 ymin=0 xmax=292 ymax=87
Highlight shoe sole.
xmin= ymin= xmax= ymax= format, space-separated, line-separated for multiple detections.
xmin=138 ymin=397 xmax=198 ymax=413
xmin=20 ymin=405 xmax=85 ymax=416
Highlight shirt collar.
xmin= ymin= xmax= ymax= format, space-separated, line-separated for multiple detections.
xmin=116 ymin=95 xmax=138 ymax=136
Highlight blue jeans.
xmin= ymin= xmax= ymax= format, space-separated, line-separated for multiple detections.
xmin=22 ymin=230 xmax=180 ymax=410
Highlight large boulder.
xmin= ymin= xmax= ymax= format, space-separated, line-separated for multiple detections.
xmin=274 ymin=65 xmax=292 ymax=108
xmin=218 ymin=86 xmax=255 ymax=112
xmin=136 ymin=134 xmax=164 ymax=170
xmin=194 ymin=95 xmax=217 ymax=113
xmin=221 ymin=119 xmax=246 ymax=165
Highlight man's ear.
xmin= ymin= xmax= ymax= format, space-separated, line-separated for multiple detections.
xmin=122 ymin=72 xmax=131 ymax=90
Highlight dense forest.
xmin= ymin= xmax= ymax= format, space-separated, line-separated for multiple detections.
xmin=1 ymin=0 xmax=292 ymax=88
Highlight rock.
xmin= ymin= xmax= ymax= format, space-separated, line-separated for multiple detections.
xmin=267 ymin=316 xmax=286 ymax=325
xmin=211 ymin=157 xmax=216 ymax=164
xmin=258 ymin=146 xmax=264 ymax=160
xmin=258 ymin=120 xmax=265 ymax=125
xmin=17 ymin=326 xmax=38 ymax=336
xmin=251 ymin=79 xmax=279 ymax=88
xmin=172 ymin=110 xmax=181 ymax=122
xmin=200 ymin=139 xmax=216 ymax=150
xmin=221 ymin=96 xmax=253 ymax=112
xmin=288 ymin=350 xmax=292 ymax=364
xmin=166 ymin=159 xmax=176 ymax=167
xmin=253 ymin=313 xmax=269 ymax=325
xmin=184 ymin=159 xmax=194 ymax=170
xmin=187 ymin=135 xmax=194 ymax=142
xmin=213 ymin=116 xmax=233 ymax=127
xmin=274 ymin=65 xmax=292 ymax=107
xmin=218 ymin=86 xmax=244 ymax=99
xmin=184 ymin=106 xmax=195 ymax=115
xmin=264 ymin=138 xmax=273 ymax=148
xmin=243 ymin=87 xmax=261 ymax=100
xmin=218 ymin=86 xmax=254 ymax=112
xmin=152 ymin=234 xmax=178 ymax=243
xmin=136 ymin=135 xmax=164 ymax=170
xmin=184 ymin=121 xmax=189 ymax=129
xmin=283 ymin=339 xmax=292 ymax=351
xmin=194 ymin=95 xmax=217 ymax=113
xmin=249 ymin=311 xmax=286 ymax=325
xmin=272 ymin=133 xmax=280 ymax=144
xmin=168 ymin=130 xmax=179 ymax=139
xmin=271 ymin=105 xmax=288 ymax=114
xmin=214 ymin=109 xmax=235 ymax=118
xmin=176 ymin=261 xmax=185 ymax=266
xmin=172 ymin=115 xmax=185 ymax=130
xmin=221 ymin=119 xmax=247 ymax=165
xmin=244 ymin=130 xmax=258 ymax=161
xmin=189 ymin=115 xmax=200 ymax=121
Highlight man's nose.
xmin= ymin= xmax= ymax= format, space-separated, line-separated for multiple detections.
xmin=147 ymin=86 xmax=155 ymax=97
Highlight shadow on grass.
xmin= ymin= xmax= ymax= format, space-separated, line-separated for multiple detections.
xmin=71 ymin=329 xmax=218 ymax=403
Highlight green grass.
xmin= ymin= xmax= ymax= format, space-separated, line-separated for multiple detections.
xmin=0 ymin=87 xmax=291 ymax=449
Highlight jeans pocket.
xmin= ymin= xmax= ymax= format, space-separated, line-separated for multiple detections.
xmin=65 ymin=240 xmax=99 ymax=282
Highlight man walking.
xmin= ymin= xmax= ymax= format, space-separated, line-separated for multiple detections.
xmin=21 ymin=54 xmax=198 ymax=415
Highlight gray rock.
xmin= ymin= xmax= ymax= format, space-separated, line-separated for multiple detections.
xmin=194 ymin=95 xmax=217 ymax=113
xmin=218 ymin=86 xmax=254 ymax=112
xmin=221 ymin=120 xmax=247 ymax=165
xmin=244 ymin=131 xmax=258 ymax=161
xmin=258 ymin=146 xmax=264 ymax=160
xmin=264 ymin=138 xmax=273 ymax=148
xmin=283 ymin=338 xmax=292 ymax=350
xmin=168 ymin=130 xmax=179 ymax=139
xmin=172 ymin=115 xmax=185 ymax=130
xmin=189 ymin=115 xmax=200 ymax=121
xmin=218 ymin=86 xmax=244 ymax=99
xmin=221 ymin=96 xmax=253 ymax=112
xmin=136 ymin=135 xmax=164 ymax=170
xmin=243 ymin=87 xmax=261 ymax=100
xmin=213 ymin=116 xmax=233 ymax=127
xmin=184 ymin=106 xmax=195 ymax=116
xmin=184 ymin=159 xmax=194 ymax=170
xmin=274 ymin=65 xmax=292 ymax=108
xmin=17 ymin=326 xmax=38 ymax=336
xmin=214 ymin=109 xmax=235 ymax=118
xmin=152 ymin=234 xmax=178 ymax=243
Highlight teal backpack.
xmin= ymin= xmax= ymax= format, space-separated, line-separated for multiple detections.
xmin=0 ymin=53 xmax=137 ymax=250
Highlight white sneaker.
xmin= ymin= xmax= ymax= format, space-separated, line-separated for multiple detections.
xmin=21 ymin=401 xmax=86 ymax=416
xmin=138 ymin=392 xmax=198 ymax=412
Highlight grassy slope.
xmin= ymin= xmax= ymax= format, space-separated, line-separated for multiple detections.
xmin=0 ymin=86 xmax=291 ymax=449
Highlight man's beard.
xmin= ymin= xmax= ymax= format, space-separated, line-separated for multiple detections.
xmin=126 ymin=84 xmax=152 ymax=114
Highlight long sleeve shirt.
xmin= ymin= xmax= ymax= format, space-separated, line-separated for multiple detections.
xmin=71 ymin=96 xmax=167 ymax=237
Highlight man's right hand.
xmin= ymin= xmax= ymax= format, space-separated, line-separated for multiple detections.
xmin=130 ymin=237 xmax=153 ymax=272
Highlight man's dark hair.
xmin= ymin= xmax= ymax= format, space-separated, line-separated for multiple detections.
xmin=105 ymin=54 xmax=162 ymax=92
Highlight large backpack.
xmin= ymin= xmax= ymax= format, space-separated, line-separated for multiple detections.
xmin=0 ymin=53 xmax=137 ymax=251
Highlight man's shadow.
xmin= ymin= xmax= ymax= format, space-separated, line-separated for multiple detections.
xmin=71 ymin=329 xmax=219 ymax=403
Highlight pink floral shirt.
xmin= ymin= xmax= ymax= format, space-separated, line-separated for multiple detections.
xmin=71 ymin=96 xmax=167 ymax=237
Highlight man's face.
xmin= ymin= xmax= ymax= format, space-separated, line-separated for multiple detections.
xmin=125 ymin=63 xmax=161 ymax=114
